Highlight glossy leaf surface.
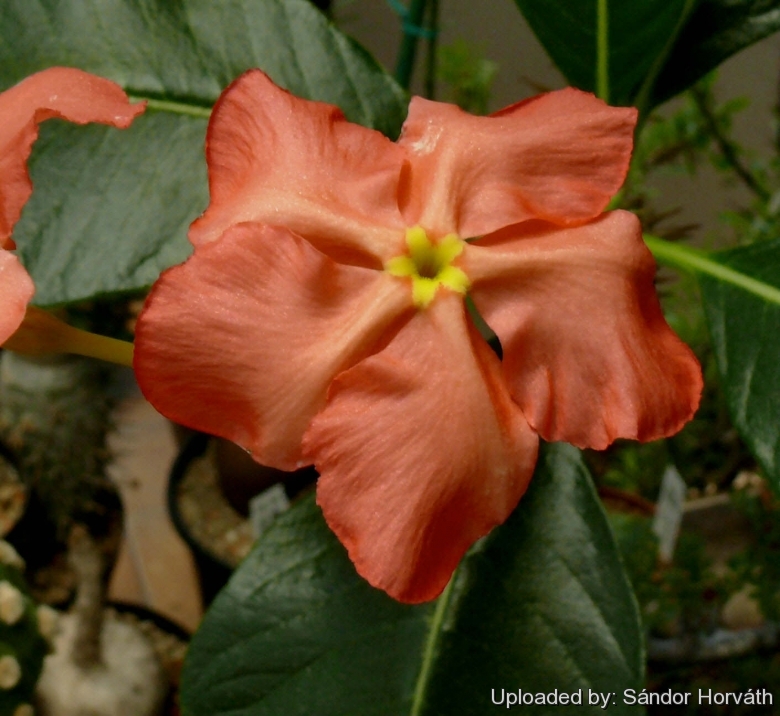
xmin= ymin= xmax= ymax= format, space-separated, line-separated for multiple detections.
xmin=512 ymin=0 xmax=692 ymax=106
xmin=182 ymin=444 xmax=643 ymax=716
xmin=0 ymin=0 xmax=406 ymax=305
xmin=512 ymin=0 xmax=780 ymax=110
xmin=695 ymin=238 xmax=780 ymax=489
xmin=651 ymin=0 xmax=780 ymax=106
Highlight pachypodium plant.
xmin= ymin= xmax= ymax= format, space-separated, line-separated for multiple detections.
xmin=0 ymin=540 xmax=54 ymax=716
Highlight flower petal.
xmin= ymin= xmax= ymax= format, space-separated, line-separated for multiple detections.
xmin=0 ymin=67 xmax=145 ymax=246
xmin=189 ymin=70 xmax=406 ymax=265
xmin=135 ymin=222 xmax=410 ymax=470
xmin=397 ymin=88 xmax=636 ymax=238
xmin=465 ymin=211 xmax=702 ymax=449
xmin=0 ymin=250 xmax=34 ymax=344
xmin=305 ymin=293 xmax=538 ymax=603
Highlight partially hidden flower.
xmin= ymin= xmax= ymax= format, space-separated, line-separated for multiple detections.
xmin=0 ymin=67 xmax=145 ymax=346
xmin=135 ymin=70 xmax=703 ymax=603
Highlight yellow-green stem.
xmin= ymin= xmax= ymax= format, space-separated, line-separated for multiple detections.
xmin=127 ymin=96 xmax=212 ymax=119
xmin=645 ymin=234 xmax=780 ymax=306
xmin=410 ymin=575 xmax=456 ymax=716
xmin=596 ymin=0 xmax=609 ymax=103
xmin=3 ymin=307 xmax=134 ymax=367
xmin=62 ymin=327 xmax=135 ymax=367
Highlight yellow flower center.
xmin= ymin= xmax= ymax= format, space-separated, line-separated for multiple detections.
xmin=385 ymin=227 xmax=470 ymax=308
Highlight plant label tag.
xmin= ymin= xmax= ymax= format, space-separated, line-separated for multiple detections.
xmin=249 ymin=483 xmax=290 ymax=539
xmin=652 ymin=465 xmax=686 ymax=562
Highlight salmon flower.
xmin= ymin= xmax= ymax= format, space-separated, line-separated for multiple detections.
xmin=0 ymin=67 xmax=144 ymax=346
xmin=135 ymin=70 xmax=702 ymax=603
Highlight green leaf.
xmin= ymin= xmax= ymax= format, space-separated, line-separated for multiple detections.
xmin=513 ymin=0 xmax=780 ymax=112
xmin=651 ymin=0 xmax=780 ymax=107
xmin=0 ymin=0 xmax=407 ymax=306
xmin=700 ymin=242 xmax=780 ymax=487
xmin=512 ymin=0 xmax=692 ymax=106
xmin=182 ymin=444 xmax=643 ymax=716
xmin=646 ymin=235 xmax=780 ymax=490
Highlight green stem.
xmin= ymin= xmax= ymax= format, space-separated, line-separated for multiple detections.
xmin=127 ymin=95 xmax=212 ymax=119
xmin=645 ymin=234 xmax=780 ymax=305
xmin=395 ymin=0 xmax=428 ymax=90
xmin=424 ymin=0 xmax=439 ymax=99
xmin=410 ymin=575 xmax=456 ymax=716
xmin=596 ymin=0 xmax=609 ymax=103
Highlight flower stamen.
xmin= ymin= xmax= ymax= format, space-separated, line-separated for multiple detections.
xmin=385 ymin=227 xmax=470 ymax=308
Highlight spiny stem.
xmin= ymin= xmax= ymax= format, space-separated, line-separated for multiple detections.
xmin=69 ymin=526 xmax=106 ymax=670
xmin=690 ymin=85 xmax=771 ymax=202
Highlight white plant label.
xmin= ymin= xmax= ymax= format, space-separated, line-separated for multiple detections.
xmin=652 ymin=465 xmax=687 ymax=562
xmin=249 ymin=484 xmax=290 ymax=539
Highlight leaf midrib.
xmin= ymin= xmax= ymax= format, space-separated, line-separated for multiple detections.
xmin=632 ymin=0 xmax=698 ymax=116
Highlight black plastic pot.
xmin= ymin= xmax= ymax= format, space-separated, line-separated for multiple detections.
xmin=109 ymin=599 xmax=191 ymax=640
xmin=167 ymin=433 xmax=232 ymax=606
xmin=168 ymin=433 xmax=318 ymax=605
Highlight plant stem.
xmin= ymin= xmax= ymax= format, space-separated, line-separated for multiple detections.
xmin=395 ymin=0 xmax=428 ymax=90
xmin=423 ymin=0 xmax=439 ymax=99
xmin=410 ymin=575 xmax=456 ymax=716
xmin=127 ymin=96 xmax=211 ymax=119
xmin=690 ymin=85 xmax=771 ymax=202
xmin=3 ymin=307 xmax=134 ymax=367
xmin=596 ymin=0 xmax=609 ymax=103
xmin=69 ymin=526 xmax=106 ymax=670
xmin=64 ymin=329 xmax=135 ymax=367
xmin=645 ymin=234 xmax=780 ymax=306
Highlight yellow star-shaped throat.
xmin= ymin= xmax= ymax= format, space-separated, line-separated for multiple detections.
xmin=385 ymin=227 xmax=470 ymax=308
